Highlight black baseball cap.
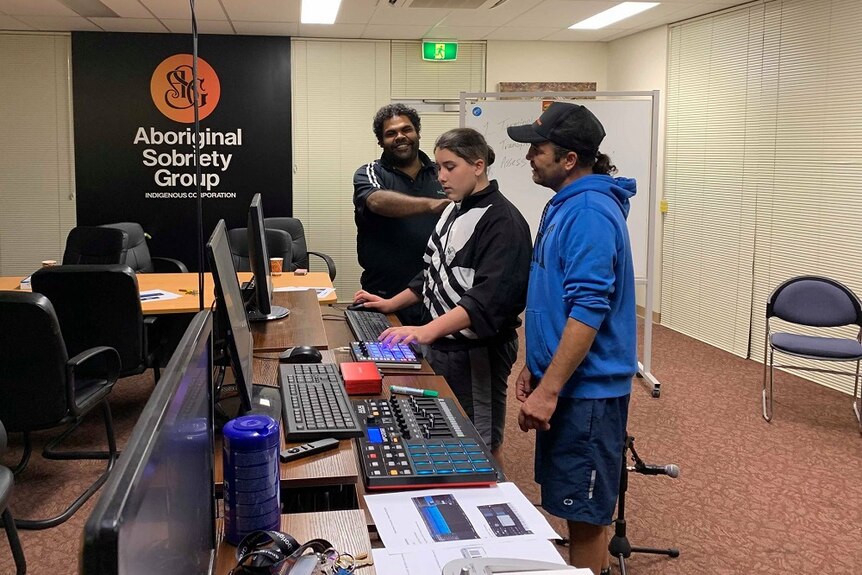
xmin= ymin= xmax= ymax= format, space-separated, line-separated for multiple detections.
xmin=507 ymin=102 xmax=605 ymax=157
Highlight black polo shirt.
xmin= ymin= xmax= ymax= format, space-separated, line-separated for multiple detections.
xmin=353 ymin=150 xmax=444 ymax=298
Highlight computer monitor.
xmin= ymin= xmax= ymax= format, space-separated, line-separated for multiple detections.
xmin=81 ymin=310 xmax=216 ymax=575
xmin=246 ymin=193 xmax=289 ymax=322
xmin=207 ymin=219 xmax=282 ymax=423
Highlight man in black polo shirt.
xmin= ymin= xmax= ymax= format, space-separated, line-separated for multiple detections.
xmin=353 ymin=103 xmax=450 ymax=325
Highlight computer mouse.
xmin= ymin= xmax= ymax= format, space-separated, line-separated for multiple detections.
xmin=346 ymin=302 xmax=367 ymax=311
xmin=278 ymin=345 xmax=323 ymax=364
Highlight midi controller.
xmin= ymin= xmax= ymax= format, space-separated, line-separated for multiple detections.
xmin=353 ymin=396 xmax=500 ymax=490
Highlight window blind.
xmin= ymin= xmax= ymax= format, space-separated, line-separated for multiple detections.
xmin=665 ymin=0 xmax=862 ymax=395
xmin=0 ymin=33 xmax=75 ymax=275
xmin=291 ymin=39 xmax=391 ymax=300
xmin=391 ymin=41 xmax=485 ymax=100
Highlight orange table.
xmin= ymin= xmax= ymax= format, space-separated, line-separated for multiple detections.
xmin=0 ymin=271 xmax=336 ymax=313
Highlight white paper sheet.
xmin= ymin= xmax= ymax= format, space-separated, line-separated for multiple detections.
xmin=371 ymin=538 xmax=575 ymax=575
xmin=365 ymin=482 xmax=560 ymax=552
xmin=139 ymin=289 xmax=182 ymax=302
xmin=272 ymin=286 xmax=334 ymax=300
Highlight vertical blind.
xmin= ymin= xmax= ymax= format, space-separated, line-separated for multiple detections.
xmin=664 ymin=0 xmax=862 ymax=395
xmin=0 ymin=34 xmax=75 ymax=275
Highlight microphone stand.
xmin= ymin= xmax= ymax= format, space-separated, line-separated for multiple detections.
xmin=608 ymin=434 xmax=679 ymax=575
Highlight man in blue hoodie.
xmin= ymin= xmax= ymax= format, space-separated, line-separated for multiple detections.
xmin=507 ymin=103 xmax=638 ymax=575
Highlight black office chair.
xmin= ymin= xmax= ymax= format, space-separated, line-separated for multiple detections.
xmin=0 ymin=420 xmax=26 ymax=574
xmin=62 ymin=226 xmax=128 ymax=265
xmin=264 ymin=217 xmax=336 ymax=280
xmin=0 ymin=291 xmax=120 ymax=530
xmin=226 ymin=227 xmax=293 ymax=273
xmin=31 ymin=264 xmax=161 ymax=383
xmin=100 ymin=222 xmax=188 ymax=273
xmin=762 ymin=275 xmax=862 ymax=431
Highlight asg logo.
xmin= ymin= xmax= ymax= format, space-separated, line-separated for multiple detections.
xmin=150 ymin=54 xmax=221 ymax=123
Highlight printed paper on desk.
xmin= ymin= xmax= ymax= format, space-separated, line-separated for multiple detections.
xmin=139 ymin=289 xmax=182 ymax=302
xmin=365 ymin=482 xmax=560 ymax=552
xmin=272 ymin=286 xmax=334 ymax=300
xmin=372 ymin=538 xmax=572 ymax=575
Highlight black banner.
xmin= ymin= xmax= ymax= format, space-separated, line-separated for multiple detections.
xmin=72 ymin=32 xmax=292 ymax=271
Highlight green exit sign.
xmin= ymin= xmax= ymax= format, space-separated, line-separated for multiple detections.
xmin=422 ymin=41 xmax=458 ymax=61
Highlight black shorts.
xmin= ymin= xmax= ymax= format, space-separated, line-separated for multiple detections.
xmin=424 ymin=338 xmax=518 ymax=451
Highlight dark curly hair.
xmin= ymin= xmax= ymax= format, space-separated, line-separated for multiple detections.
xmin=373 ymin=103 xmax=421 ymax=145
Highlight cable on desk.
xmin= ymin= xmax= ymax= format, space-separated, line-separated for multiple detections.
xmin=252 ymin=354 xmax=280 ymax=361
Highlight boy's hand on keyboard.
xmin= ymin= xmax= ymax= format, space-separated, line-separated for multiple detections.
xmin=380 ymin=325 xmax=432 ymax=346
xmin=351 ymin=290 xmax=395 ymax=313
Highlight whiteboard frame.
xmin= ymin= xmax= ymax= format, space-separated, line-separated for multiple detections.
xmin=460 ymin=90 xmax=662 ymax=397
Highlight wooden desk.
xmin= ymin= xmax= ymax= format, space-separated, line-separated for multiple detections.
xmin=213 ymin=353 xmax=359 ymax=492
xmin=0 ymin=271 xmax=336 ymax=314
xmin=213 ymin=510 xmax=375 ymax=575
xmin=252 ymin=289 xmax=328 ymax=351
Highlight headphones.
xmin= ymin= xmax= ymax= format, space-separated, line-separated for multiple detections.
xmin=229 ymin=530 xmax=333 ymax=575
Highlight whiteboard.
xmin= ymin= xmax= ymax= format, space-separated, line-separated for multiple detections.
xmin=463 ymin=97 xmax=653 ymax=280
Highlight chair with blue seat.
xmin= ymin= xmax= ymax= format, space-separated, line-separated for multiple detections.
xmin=761 ymin=275 xmax=862 ymax=431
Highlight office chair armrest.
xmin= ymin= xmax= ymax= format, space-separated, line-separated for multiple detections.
xmin=307 ymin=251 xmax=337 ymax=281
xmin=142 ymin=316 xmax=159 ymax=358
xmin=151 ymin=256 xmax=188 ymax=273
xmin=66 ymin=346 xmax=121 ymax=415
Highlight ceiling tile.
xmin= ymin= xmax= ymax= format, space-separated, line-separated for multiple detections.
xmin=221 ymin=0 xmax=299 ymax=22
xmin=232 ymin=21 xmax=299 ymax=36
xmin=426 ymin=25 xmax=498 ymax=40
xmin=15 ymin=15 xmax=101 ymax=30
xmin=161 ymin=18 xmax=235 ymax=35
xmin=506 ymin=0 xmax=615 ymax=28
xmin=297 ymin=23 xmax=366 ymax=38
xmin=369 ymin=4 xmax=451 ymax=26
xmin=0 ymin=0 xmax=77 ymax=17
xmin=361 ymin=23 xmax=434 ymax=40
xmin=88 ymin=16 xmax=167 ymax=32
xmin=100 ymin=0 xmax=153 ymax=18
xmin=336 ymin=0 xmax=380 ymax=25
xmin=483 ymin=26 xmax=558 ymax=41
xmin=140 ymin=0 xmax=225 ymax=21
xmin=0 ymin=13 xmax=33 ymax=29
xmin=437 ymin=0 xmax=543 ymax=27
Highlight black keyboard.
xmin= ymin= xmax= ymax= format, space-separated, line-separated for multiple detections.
xmin=277 ymin=363 xmax=363 ymax=441
xmin=345 ymin=309 xmax=392 ymax=341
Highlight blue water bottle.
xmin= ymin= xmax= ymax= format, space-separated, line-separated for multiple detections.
xmin=222 ymin=415 xmax=281 ymax=545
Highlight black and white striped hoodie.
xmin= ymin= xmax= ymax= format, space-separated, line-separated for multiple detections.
xmin=408 ymin=180 xmax=532 ymax=351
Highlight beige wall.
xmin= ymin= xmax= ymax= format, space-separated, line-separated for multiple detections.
xmin=607 ymin=26 xmax=668 ymax=314
xmin=486 ymin=40 xmax=609 ymax=93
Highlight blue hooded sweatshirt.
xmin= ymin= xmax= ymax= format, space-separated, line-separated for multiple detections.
xmin=525 ymin=174 xmax=638 ymax=399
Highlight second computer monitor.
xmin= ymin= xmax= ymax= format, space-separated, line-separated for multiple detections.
xmin=247 ymin=193 xmax=288 ymax=322
xmin=207 ymin=219 xmax=282 ymax=423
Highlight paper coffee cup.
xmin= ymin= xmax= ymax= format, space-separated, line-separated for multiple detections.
xmin=269 ymin=257 xmax=283 ymax=276
xmin=41 ymin=260 xmax=57 ymax=267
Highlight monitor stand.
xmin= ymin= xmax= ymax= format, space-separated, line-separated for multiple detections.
xmin=247 ymin=305 xmax=290 ymax=322
xmin=215 ymin=384 xmax=283 ymax=430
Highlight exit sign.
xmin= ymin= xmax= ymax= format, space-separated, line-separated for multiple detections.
xmin=422 ymin=41 xmax=458 ymax=61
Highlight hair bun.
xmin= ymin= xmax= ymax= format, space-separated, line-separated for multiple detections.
xmin=486 ymin=146 xmax=495 ymax=167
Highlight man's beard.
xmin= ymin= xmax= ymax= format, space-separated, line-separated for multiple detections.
xmin=384 ymin=143 xmax=417 ymax=167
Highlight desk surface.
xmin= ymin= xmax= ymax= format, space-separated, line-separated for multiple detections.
xmin=0 ymin=270 xmax=336 ymax=313
xmin=252 ymin=289 xmax=329 ymax=351
xmin=213 ymin=510 xmax=375 ymax=575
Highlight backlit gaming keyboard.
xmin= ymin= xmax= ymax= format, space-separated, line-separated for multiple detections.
xmin=350 ymin=341 xmax=422 ymax=370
